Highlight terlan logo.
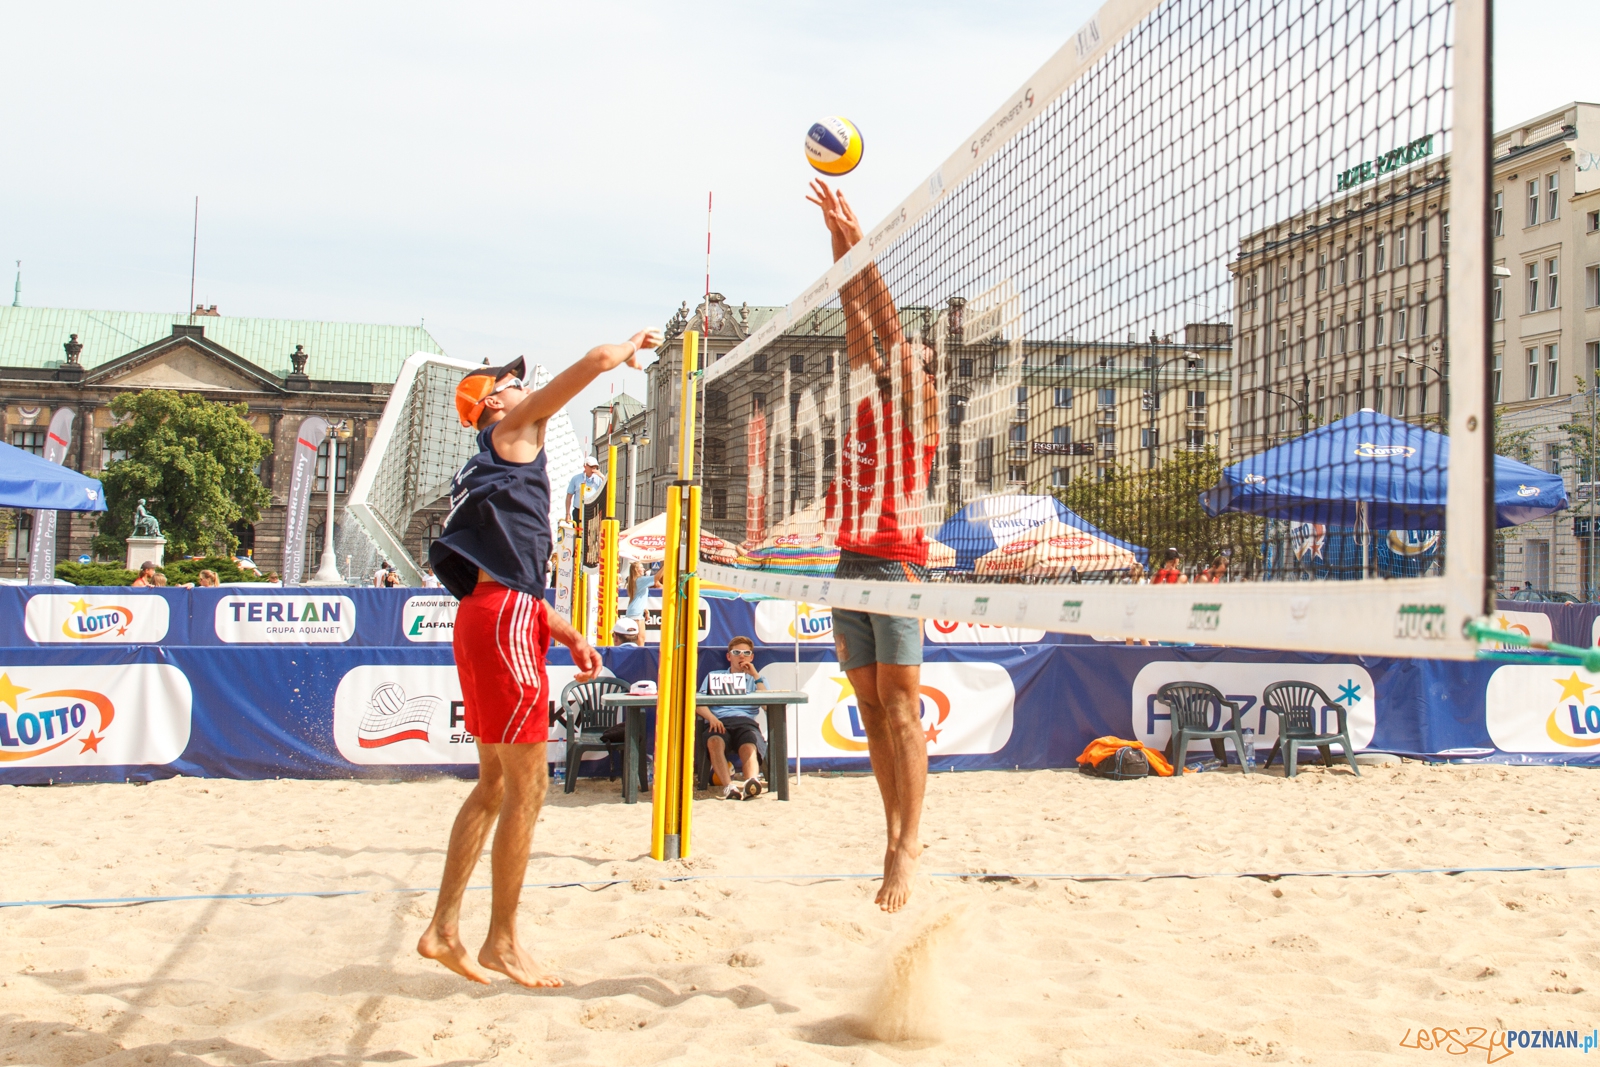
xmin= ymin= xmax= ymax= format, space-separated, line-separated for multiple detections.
xmin=0 ymin=671 xmax=115 ymax=762
xmin=60 ymin=598 xmax=134 ymax=640
xmin=819 ymin=675 xmax=951 ymax=752
xmin=1541 ymin=673 xmax=1600 ymax=749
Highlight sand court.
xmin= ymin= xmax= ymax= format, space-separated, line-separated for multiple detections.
xmin=4 ymin=763 xmax=1599 ymax=1065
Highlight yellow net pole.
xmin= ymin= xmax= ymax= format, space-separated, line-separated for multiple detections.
xmin=678 ymin=482 xmax=702 ymax=857
xmin=596 ymin=445 xmax=620 ymax=647
xmin=572 ymin=525 xmax=587 ymax=640
xmin=650 ymin=484 xmax=684 ymax=859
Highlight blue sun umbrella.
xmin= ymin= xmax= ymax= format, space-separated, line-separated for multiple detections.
xmin=1200 ymin=410 xmax=1566 ymax=529
xmin=0 ymin=440 xmax=107 ymax=511
xmin=934 ymin=495 xmax=1148 ymax=575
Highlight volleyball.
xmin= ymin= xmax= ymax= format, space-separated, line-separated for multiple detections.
xmin=804 ymin=116 xmax=864 ymax=176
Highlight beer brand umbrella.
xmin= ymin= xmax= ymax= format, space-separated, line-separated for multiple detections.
xmin=934 ymin=495 xmax=1148 ymax=577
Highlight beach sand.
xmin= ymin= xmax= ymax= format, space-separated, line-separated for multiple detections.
xmin=3 ymin=762 xmax=1598 ymax=1065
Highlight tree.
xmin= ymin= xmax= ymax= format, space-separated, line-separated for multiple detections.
xmin=1055 ymin=447 xmax=1265 ymax=573
xmin=93 ymin=390 xmax=272 ymax=559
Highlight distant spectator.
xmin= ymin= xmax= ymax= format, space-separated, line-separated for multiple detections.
xmin=624 ymin=560 xmax=651 ymax=623
xmin=421 ymin=566 xmax=442 ymax=588
xmin=1122 ymin=562 xmax=1146 ymax=585
xmin=612 ymin=616 xmax=644 ymax=647
xmin=262 ymin=571 xmax=281 ymax=585
xmin=382 ymin=568 xmax=403 ymax=588
xmin=197 ymin=569 xmax=220 ymax=588
xmin=372 ymin=560 xmax=394 ymax=587
xmin=1152 ymin=548 xmax=1188 ymax=585
xmin=1198 ymin=553 xmax=1229 ymax=584
xmin=151 ymin=573 xmax=169 ymax=587
xmin=697 ymin=635 xmax=766 ymax=800
xmin=130 ymin=561 xmax=158 ymax=587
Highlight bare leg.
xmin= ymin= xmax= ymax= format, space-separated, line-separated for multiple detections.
xmin=707 ymin=733 xmax=734 ymax=787
xmin=476 ymin=742 xmax=562 ymax=988
xmin=417 ymin=743 xmax=505 ymax=983
xmin=738 ymin=742 xmax=762 ymax=782
xmin=848 ymin=663 xmax=927 ymax=913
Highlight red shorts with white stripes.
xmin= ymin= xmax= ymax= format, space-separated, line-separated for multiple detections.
xmin=453 ymin=579 xmax=550 ymax=745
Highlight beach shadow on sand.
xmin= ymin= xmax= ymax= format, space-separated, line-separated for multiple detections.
xmin=0 ymin=1014 xmax=442 ymax=1067
xmin=795 ymin=1015 xmax=942 ymax=1052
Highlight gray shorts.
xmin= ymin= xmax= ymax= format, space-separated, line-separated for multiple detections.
xmin=833 ymin=609 xmax=923 ymax=671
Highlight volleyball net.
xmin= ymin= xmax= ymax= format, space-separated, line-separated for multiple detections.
xmin=695 ymin=0 xmax=1494 ymax=657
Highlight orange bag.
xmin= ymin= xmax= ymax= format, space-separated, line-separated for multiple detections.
xmin=1076 ymin=735 xmax=1176 ymax=777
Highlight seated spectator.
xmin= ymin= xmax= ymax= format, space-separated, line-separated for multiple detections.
xmin=697 ymin=635 xmax=766 ymax=800
xmin=1197 ymin=553 xmax=1229 ymax=584
xmin=130 ymin=561 xmax=158 ymax=587
xmin=612 ymin=616 xmax=644 ymax=647
xmin=197 ymin=569 xmax=220 ymax=588
xmin=1151 ymin=548 xmax=1188 ymax=584
xmin=150 ymin=573 xmax=169 ymax=587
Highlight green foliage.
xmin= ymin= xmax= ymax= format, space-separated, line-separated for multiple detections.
xmin=1055 ymin=447 xmax=1265 ymax=571
xmin=163 ymin=556 xmax=269 ymax=585
xmin=93 ymin=391 xmax=272 ymax=559
xmin=1492 ymin=406 xmax=1538 ymax=464
xmin=55 ymin=561 xmax=138 ymax=586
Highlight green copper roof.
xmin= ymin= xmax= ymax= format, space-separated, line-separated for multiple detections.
xmin=0 ymin=305 xmax=446 ymax=384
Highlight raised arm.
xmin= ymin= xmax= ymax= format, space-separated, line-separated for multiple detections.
xmin=493 ymin=329 xmax=663 ymax=450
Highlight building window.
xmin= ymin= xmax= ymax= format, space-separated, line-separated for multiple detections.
xmin=1053 ymin=386 xmax=1072 ymax=409
xmin=823 ymin=437 xmax=836 ymax=472
xmin=1547 ymin=257 xmax=1560 ymax=308
xmin=1394 ymin=299 xmax=1407 ymax=343
xmin=1295 ymin=323 xmax=1306 ymax=362
xmin=1051 ymin=467 xmax=1068 ymax=487
xmin=1548 ymin=344 xmax=1560 ymax=396
xmin=1052 ymin=426 xmax=1070 ymax=446
xmin=1374 ymin=307 xmax=1384 ymax=349
xmin=1187 ymin=390 xmax=1206 ymax=409
xmin=1548 ymin=172 xmax=1560 ymax=221
xmin=1492 ymin=352 xmax=1503 ymax=402
xmin=1590 ymin=210 xmax=1600 ymax=233
xmin=703 ymin=436 xmax=726 ymax=466
xmin=958 ymin=358 xmax=974 ymax=378
xmin=1316 ymin=319 xmax=1326 ymax=359
xmin=1316 ymin=253 xmax=1327 ymax=290
xmin=5 ymin=512 xmax=31 ymax=560
xmin=1417 ymin=298 xmax=1428 ymax=337
xmin=1492 ymin=272 xmax=1505 ymax=320
xmin=1493 ymin=192 xmax=1504 ymax=237
xmin=1420 ymin=216 xmax=1430 ymax=260
xmin=1527 ymin=347 xmax=1540 ymax=399
xmin=1587 ymin=265 xmax=1600 ymax=308
xmin=1547 ymin=442 xmax=1563 ymax=475
xmin=10 ymin=430 xmax=46 ymax=456
xmin=1295 ymin=260 xmax=1306 ymax=297
xmin=1278 ymin=265 xmax=1289 ymax=304
xmin=1526 ymin=539 xmax=1551 ymax=588
xmin=975 ymin=438 xmax=994 ymax=488
xmin=1315 ymin=381 xmax=1326 ymax=422
xmin=1140 ymin=428 xmax=1159 ymax=449
xmin=1527 ymin=262 xmax=1540 ymax=313
xmin=789 ymin=353 xmax=804 ymax=374
xmin=710 ymin=487 xmax=728 ymax=520
xmin=1590 ymin=341 xmax=1600 ymax=390
xmin=1391 ymin=371 xmax=1406 ymax=416
xmin=314 ymin=439 xmax=348 ymax=494
xmin=1335 ymin=316 xmax=1347 ymax=354
xmin=1337 ymin=253 xmax=1348 ymax=285
xmin=1276 ymin=328 xmax=1289 ymax=366
xmin=424 ymin=519 xmax=444 ymax=557
xmin=1375 ymin=234 xmax=1386 ymax=273
xmin=1355 ymin=318 xmax=1365 ymax=352
xmin=1097 ymin=387 xmax=1115 ymax=407
xmin=1356 ymin=245 xmax=1366 ymax=279
xmin=752 ymin=354 xmax=767 ymax=373
xmin=1396 ymin=225 xmax=1408 ymax=266
xmin=1527 ymin=178 xmax=1541 ymax=226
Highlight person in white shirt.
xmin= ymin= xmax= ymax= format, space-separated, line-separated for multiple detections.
xmin=565 ymin=458 xmax=604 ymax=522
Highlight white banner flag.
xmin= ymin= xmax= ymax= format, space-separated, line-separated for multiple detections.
xmin=27 ymin=408 xmax=77 ymax=584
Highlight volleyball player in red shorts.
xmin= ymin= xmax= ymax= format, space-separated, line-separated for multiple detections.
xmin=417 ymin=328 xmax=662 ymax=987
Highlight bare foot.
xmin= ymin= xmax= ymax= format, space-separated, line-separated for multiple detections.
xmin=479 ymin=938 xmax=563 ymax=988
xmin=418 ymin=926 xmax=491 ymax=984
xmin=878 ymin=842 xmax=923 ymax=913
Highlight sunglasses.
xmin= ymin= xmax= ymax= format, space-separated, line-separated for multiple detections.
xmin=490 ymin=376 xmax=526 ymax=396
xmin=728 ymin=649 xmax=753 ymax=657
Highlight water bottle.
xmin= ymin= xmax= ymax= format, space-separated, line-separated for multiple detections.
xmin=551 ymin=764 xmax=565 ymax=786
xmin=1240 ymin=729 xmax=1257 ymax=772
xmin=1195 ymin=758 xmax=1224 ymax=773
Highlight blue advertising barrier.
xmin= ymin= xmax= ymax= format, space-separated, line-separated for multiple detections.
xmin=0 ymin=587 xmax=1594 ymax=784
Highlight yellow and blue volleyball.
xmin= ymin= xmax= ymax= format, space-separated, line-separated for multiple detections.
xmin=804 ymin=116 xmax=864 ymax=176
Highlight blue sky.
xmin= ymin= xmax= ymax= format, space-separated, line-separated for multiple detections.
xmin=2 ymin=1 xmax=1592 ymax=453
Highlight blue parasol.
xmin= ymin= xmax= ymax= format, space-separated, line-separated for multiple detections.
xmin=1200 ymin=410 xmax=1565 ymax=529
xmin=0 ymin=440 xmax=107 ymax=512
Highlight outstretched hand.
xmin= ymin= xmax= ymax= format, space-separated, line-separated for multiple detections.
xmin=600 ymin=328 xmax=663 ymax=372
xmin=806 ymin=179 xmax=866 ymax=248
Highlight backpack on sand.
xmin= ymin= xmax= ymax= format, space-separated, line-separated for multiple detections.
xmin=1080 ymin=745 xmax=1152 ymax=780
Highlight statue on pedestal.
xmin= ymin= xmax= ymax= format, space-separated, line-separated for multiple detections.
xmin=132 ymin=499 xmax=162 ymax=538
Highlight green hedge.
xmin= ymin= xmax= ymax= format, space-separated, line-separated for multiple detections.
xmin=54 ymin=556 xmax=270 ymax=586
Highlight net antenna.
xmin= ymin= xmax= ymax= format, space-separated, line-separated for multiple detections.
xmin=702 ymin=0 xmax=1492 ymax=659
xmin=345 ymin=353 xmax=585 ymax=585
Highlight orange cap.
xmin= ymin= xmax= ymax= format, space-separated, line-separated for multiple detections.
xmin=454 ymin=357 xmax=526 ymax=427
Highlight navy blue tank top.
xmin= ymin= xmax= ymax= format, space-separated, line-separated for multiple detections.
xmin=429 ymin=427 xmax=552 ymax=600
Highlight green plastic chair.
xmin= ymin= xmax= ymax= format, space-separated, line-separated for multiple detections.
xmin=558 ymin=677 xmax=632 ymax=794
xmin=1155 ymin=681 xmax=1250 ymax=773
xmin=1260 ymin=681 xmax=1360 ymax=777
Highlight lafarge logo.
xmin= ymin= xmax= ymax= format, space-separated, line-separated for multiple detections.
xmin=25 ymin=594 xmax=170 ymax=644
xmin=214 ymin=596 xmax=356 ymax=643
xmin=402 ymin=596 xmax=457 ymax=643
xmin=0 ymin=665 xmax=191 ymax=766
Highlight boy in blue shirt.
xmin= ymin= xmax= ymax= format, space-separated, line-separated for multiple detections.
xmin=697 ymin=635 xmax=766 ymax=800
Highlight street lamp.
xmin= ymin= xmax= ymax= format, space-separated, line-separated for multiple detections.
xmin=311 ymin=421 xmax=350 ymax=585
xmin=1143 ymin=348 xmax=1201 ymax=469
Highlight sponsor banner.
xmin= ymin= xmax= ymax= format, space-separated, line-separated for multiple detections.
xmin=0 ymin=663 xmax=190 ymax=766
xmin=753 ymin=601 xmax=835 ymax=644
xmin=761 ymin=660 xmax=1015 ymax=758
xmin=1130 ymin=661 xmax=1377 ymax=756
xmin=27 ymin=407 xmax=77 ymax=584
xmin=25 ymin=593 xmax=171 ymax=644
xmin=402 ymin=595 xmax=457 ymax=643
xmin=634 ymin=600 xmax=710 ymax=646
xmin=332 ymin=662 xmax=609 ymax=766
xmin=1478 ymin=609 xmax=1554 ymax=650
xmin=215 ymin=595 xmax=357 ymax=643
xmin=279 ymin=416 xmax=328 ymax=586
xmin=925 ymin=619 xmax=1046 ymax=644
xmin=1485 ymin=665 xmax=1600 ymax=753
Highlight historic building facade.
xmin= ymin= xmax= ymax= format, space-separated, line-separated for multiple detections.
xmin=0 ymin=304 xmax=444 ymax=578
xmin=1227 ymin=101 xmax=1600 ymax=595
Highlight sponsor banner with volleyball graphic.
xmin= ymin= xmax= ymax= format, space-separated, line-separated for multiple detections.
xmin=753 ymin=601 xmax=835 ymax=644
xmin=0 ymin=664 xmax=190 ymax=766
xmin=761 ymin=660 xmax=1015 ymax=759
xmin=1484 ymin=666 xmax=1600 ymax=753
xmin=25 ymin=593 xmax=171 ymax=644
xmin=332 ymin=662 xmax=611 ymax=766
xmin=1130 ymin=661 xmax=1377 ymax=756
